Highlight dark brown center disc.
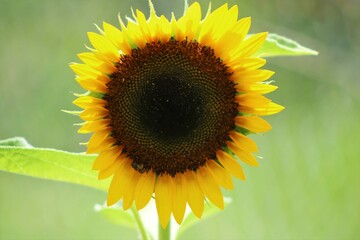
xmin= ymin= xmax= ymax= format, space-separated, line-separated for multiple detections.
xmin=105 ymin=38 xmax=237 ymax=176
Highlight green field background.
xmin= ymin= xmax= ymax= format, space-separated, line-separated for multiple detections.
xmin=0 ymin=0 xmax=359 ymax=239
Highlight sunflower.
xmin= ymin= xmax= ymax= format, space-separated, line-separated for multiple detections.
xmin=70 ymin=2 xmax=283 ymax=228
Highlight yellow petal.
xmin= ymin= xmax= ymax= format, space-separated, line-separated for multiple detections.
xmin=184 ymin=171 xmax=204 ymax=218
xmin=232 ymin=69 xmax=275 ymax=83
xmin=92 ymin=145 xmax=123 ymax=170
xmin=234 ymin=16 xmax=251 ymax=32
xmin=76 ymin=77 xmax=108 ymax=93
xmin=233 ymin=32 xmax=268 ymax=58
xmin=239 ymin=102 xmax=285 ymax=116
xmin=229 ymin=131 xmax=258 ymax=152
xmin=216 ymin=150 xmax=245 ymax=180
xmin=123 ymin=170 xmax=141 ymax=210
xmin=216 ymin=17 xmax=252 ymax=62
xmin=147 ymin=14 xmax=171 ymax=43
xmin=206 ymin=160 xmax=234 ymax=190
xmin=135 ymin=9 xmax=151 ymax=39
xmin=234 ymin=116 xmax=272 ymax=133
xmin=87 ymin=32 xmax=119 ymax=62
xmin=87 ymin=137 xmax=114 ymax=154
xmin=236 ymin=93 xmax=271 ymax=108
xmin=155 ymin=174 xmax=173 ymax=229
xmin=131 ymin=6 xmax=171 ymax=44
xmin=199 ymin=4 xmax=238 ymax=45
xmin=235 ymin=83 xmax=278 ymax=94
xmin=77 ymin=119 xmax=111 ymax=134
xmin=198 ymin=4 xmax=227 ymax=43
xmin=172 ymin=174 xmax=187 ymax=224
xmin=230 ymin=17 xmax=251 ymax=42
xmin=103 ymin=22 xmax=131 ymax=54
xmin=147 ymin=0 xmax=171 ymax=41
xmin=77 ymin=52 xmax=116 ymax=74
xmin=86 ymin=127 xmax=111 ymax=153
xmin=226 ymin=17 xmax=253 ymax=59
xmin=175 ymin=2 xmax=201 ymax=40
xmin=106 ymin=158 xmax=131 ymax=206
xmin=196 ymin=166 xmax=224 ymax=209
xmin=79 ymin=106 xmax=108 ymax=121
xmin=70 ymin=63 xmax=103 ymax=79
xmin=213 ymin=31 xmax=246 ymax=62
xmin=73 ymin=96 xmax=106 ymax=109
xmin=106 ymin=167 xmax=123 ymax=206
xmin=99 ymin=157 xmax=123 ymax=180
xmin=231 ymin=57 xmax=266 ymax=72
xmin=124 ymin=20 xmax=145 ymax=49
xmin=226 ymin=141 xmax=259 ymax=166
xmin=134 ymin=171 xmax=156 ymax=210
xmin=211 ymin=15 xmax=251 ymax=60
xmin=156 ymin=15 xmax=172 ymax=42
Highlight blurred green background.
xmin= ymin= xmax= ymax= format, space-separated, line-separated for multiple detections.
xmin=0 ymin=0 xmax=359 ymax=239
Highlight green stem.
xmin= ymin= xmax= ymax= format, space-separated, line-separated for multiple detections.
xmin=131 ymin=206 xmax=148 ymax=240
xmin=158 ymin=219 xmax=171 ymax=240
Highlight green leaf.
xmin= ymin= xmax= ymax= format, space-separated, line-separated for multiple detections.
xmin=0 ymin=137 xmax=108 ymax=191
xmin=255 ymin=33 xmax=318 ymax=58
xmin=176 ymin=197 xmax=232 ymax=240
xmin=95 ymin=204 xmax=137 ymax=229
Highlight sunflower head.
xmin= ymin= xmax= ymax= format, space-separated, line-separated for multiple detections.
xmin=70 ymin=1 xmax=283 ymax=228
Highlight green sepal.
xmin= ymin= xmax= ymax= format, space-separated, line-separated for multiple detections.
xmin=61 ymin=110 xmax=82 ymax=115
xmin=73 ymin=91 xmax=105 ymax=99
xmin=93 ymin=23 xmax=105 ymax=35
xmin=235 ymin=125 xmax=251 ymax=136
xmin=183 ymin=0 xmax=189 ymax=15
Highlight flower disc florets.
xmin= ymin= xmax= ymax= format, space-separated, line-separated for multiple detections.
xmin=106 ymin=38 xmax=237 ymax=176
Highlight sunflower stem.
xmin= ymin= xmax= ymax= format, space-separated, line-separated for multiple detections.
xmin=158 ymin=220 xmax=171 ymax=240
xmin=131 ymin=206 xmax=149 ymax=240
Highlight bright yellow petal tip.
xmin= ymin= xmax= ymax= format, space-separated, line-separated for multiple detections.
xmin=155 ymin=174 xmax=173 ymax=228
